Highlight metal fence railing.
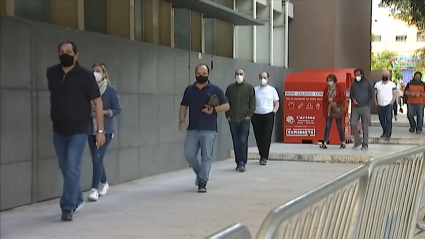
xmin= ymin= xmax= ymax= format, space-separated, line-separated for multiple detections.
xmin=206 ymin=224 xmax=252 ymax=239
xmin=207 ymin=146 xmax=425 ymax=239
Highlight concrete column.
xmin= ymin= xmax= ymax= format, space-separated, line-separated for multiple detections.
xmin=159 ymin=1 xmax=173 ymax=47
xmin=256 ymin=0 xmax=271 ymax=64
xmin=191 ymin=11 xmax=202 ymax=52
xmin=214 ymin=0 xmax=234 ymax=58
xmin=0 ymin=0 xmax=14 ymax=16
xmin=273 ymin=11 xmax=285 ymax=67
xmin=142 ymin=0 xmax=160 ymax=44
xmin=50 ymin=0 xmax=79 ymax=28
xmin=106 ymin=0 xmax=132 ymax=39
xmin=234 ymin=0 xmax=254 ymax=62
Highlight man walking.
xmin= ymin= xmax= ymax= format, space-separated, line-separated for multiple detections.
xmin=179 ymin=64 xmax=230 ymax=193
xmin=350 ymin=68 xmax=374 ymax=150
xmin=225 ymin=69 xmax=256 ymax=172
xmin=374 ymin=70 xmax=397 ymax=140
xmin=397 ymin=77 xmax=406 ymax=113
xmin=404 ymin=71 xmax=425 ymax=134
xmin=47 ymin=41 xmax=105 ymax=221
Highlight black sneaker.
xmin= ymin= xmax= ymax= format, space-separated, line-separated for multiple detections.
xmin=361 ymin=144 xmax=368 ymax=150
xmin=61 ymin=210 xmax=73 ymax=222
xmin=417 ymin=130 xmax=422 ymax=134
xmin=380 ymin=134 xmax=385 ymax=138
xmin=409 ymin=128 xmax=415 ymax=133
xmin=198 ymin=181 xmax=207 ymax=193
xmin=259 ymin=159 xmax=267 ymax=165
xmin=237 ymin=164 xmax=246 ymax=172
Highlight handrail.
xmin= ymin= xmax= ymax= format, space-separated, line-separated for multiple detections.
xmin=205 ymin=224 xmax=252 ymax=239
xmin=255 ymin=146 xmax=425 ymax=239
xmin=255 ymin=164 xmax=368 ymax=238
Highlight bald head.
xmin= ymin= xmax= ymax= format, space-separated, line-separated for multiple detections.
xmin=382 ymin=70 xmax=390 ymax=77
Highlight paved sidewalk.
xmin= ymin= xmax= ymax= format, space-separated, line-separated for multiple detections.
xmin=0 ymin=160 xmax=358 ymax=239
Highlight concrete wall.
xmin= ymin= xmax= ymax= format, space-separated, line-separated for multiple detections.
xmin=0 ymin=15 xmax=296 ymax=210
xmin=288 ymin=0 xmax=372 ymax=76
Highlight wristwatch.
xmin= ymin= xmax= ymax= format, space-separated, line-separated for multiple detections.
xmin=97 ymin=129 xmax=105 ymax=134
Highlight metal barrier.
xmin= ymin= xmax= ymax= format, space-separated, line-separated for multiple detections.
xmin=254 ymin=146 xmax=425 ymax=239
xmin=206 ymin=224 xmax=252 ymax=239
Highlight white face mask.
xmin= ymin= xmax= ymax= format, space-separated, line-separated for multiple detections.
xmin=93 ymin=72 xmax=103 ymax=82
xmin=355 ymin=76 xmax=362 ymax=82
xmin=236 ymin=75 xmax=244 ymax=84
xmin=260 ymin=78 xmax=268 ymax=86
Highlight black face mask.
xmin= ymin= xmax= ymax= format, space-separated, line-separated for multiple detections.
xmin=59 ymin=54 xmax=75 ymax=67
xmin=382 ymin=77 xmax=389 ymax=81
xmin=196 ymin=75 xmax=208 ymax=84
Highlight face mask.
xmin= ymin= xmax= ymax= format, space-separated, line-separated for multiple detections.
xmin=382 ymin=77 xmax=389 ymax=81
xmin=327 ymin=81 xmax=334 ymax=86
xmin=260 ymin=78 xmax=267 ymax=86
xmin=59 ymin=54 xmax=74 ymax=67
xmin=93 ymin=72 xmax=103 ymax=82
xmin=355 ymin=76 xmax=362 ymax=81
xmin=236 ymin=75 xmax=244 ymax=84
xmin=196 ymin=75 xmax=208 ymax=84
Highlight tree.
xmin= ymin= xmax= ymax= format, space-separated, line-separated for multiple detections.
xmin=413 ymin=47 xmax=425 ymax=72
xmin=371 ymin=50 xmax=403 ymax=81
xmin=379 ymin=0 xmax=425 ymax=32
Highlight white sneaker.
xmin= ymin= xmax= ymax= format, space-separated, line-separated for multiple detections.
xmin=98 ymin=182 xmax=109 ymax=196
xmin=74 ymin=201 xmax=85 ymax=213
xmin=88 ymin=189 xmax=99 ymax=201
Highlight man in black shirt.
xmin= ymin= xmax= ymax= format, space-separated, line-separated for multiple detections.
xmin=47 ymin=41 xmax=105 ymax=221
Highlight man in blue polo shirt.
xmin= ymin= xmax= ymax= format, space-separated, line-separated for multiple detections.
xmin=179 ymin=64 xmax=230 ymax=193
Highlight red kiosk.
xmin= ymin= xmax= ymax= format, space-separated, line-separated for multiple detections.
xmin=283 ymin=72 xmax=348 ymax=145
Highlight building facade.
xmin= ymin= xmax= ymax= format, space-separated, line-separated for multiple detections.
xmin=372 ymin=0 xmax=425 ymax=56
xmin=0 ymin=0 xmax=372 ymax=210
xmin=0 ymin=0 xmax=296 ymax=210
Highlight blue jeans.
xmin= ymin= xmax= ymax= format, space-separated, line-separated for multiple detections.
xmin=184 ymin=130 xmax=217 ymax=183
xmin=229 ymin=119 xmax=250 ymax=166
xmin=407 ymin=104 xmax=425 ymax=131
xmin=323 ymin=117 xmax=345 ymax=143
xmin=378 ymin=104 xmax=393 ymax=136
xmin=53 ymin=133 xmax=87 ymax=212
xmin=88 ymin=134 xmax=113 ymax=189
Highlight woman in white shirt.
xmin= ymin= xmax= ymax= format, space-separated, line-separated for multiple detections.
xmin=251 ymin=72 xmax=280 ymax=165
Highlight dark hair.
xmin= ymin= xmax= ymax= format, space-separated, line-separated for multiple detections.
xmin=414 ymin=71 xmax=423 ymax=79
xmin=354 ymin=68 xmax=364 ymax=76
xmin=259 ymin=71 xmax=270 ymax=78
xmin=58 ymin=41 xmax=78 ymax=54
xmin=327 ymin=74 xmax=338 ymax=83
xmin=195 ymin=64 xmax=210 ymax=74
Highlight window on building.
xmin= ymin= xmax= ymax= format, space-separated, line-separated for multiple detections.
xmin=134 ymin=0 xmax=143 ymax=41
xmin=373 ymin=35 xmax=382 ymax=42
xmin=174 ymin=8 xmax=191 ymax=51
xmin=84 ymin=0 xmax=107 ymax=34
xmin=417 ymin=33 xmax=425 ymax=42
xmin=204 ymin=18 xmax=215 ymax=55
xmin=395 ymin=35 xmax=407 ymax=42
xmin=14 ymin=0 xmax=50 ymax=23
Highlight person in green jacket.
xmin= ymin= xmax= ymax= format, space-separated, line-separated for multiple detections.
xmin=225 ymin=69 xmax=256 ymax=172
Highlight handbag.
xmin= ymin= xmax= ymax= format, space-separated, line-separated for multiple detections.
xmin=330 ymin=103 xmax=345 ymax=118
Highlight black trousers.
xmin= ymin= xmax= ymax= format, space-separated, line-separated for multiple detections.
xmin=393 ymin=101 xmax=398 ymax=116
xmin=251 ymin=112 xmax=275 ymax=159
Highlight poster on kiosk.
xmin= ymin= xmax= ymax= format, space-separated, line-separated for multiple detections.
xmin=283 ymin=72 xmax=348 ymax=145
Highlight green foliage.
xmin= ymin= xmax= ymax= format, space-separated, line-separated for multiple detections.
xmin=379 ymin=0 xmax=425 ymax=32
xmin=371 ymin=50 xmax=403 ymax=81
xmin=413 ymin=47 xmax=425 ymax=72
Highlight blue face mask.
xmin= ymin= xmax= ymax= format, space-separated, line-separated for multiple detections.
xmin=327 ymin=81 xmax=334 ymax=86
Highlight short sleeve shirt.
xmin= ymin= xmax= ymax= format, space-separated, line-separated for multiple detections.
xmin=374 ymin=81 xmax=396 ymax=106
xmin=181 ymin=82 xmax=228 ymax=132
xmin=47 ymin=64 xmax=100 ymax=136
xmin=254 ymin=85 xmax=279 ymax=114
